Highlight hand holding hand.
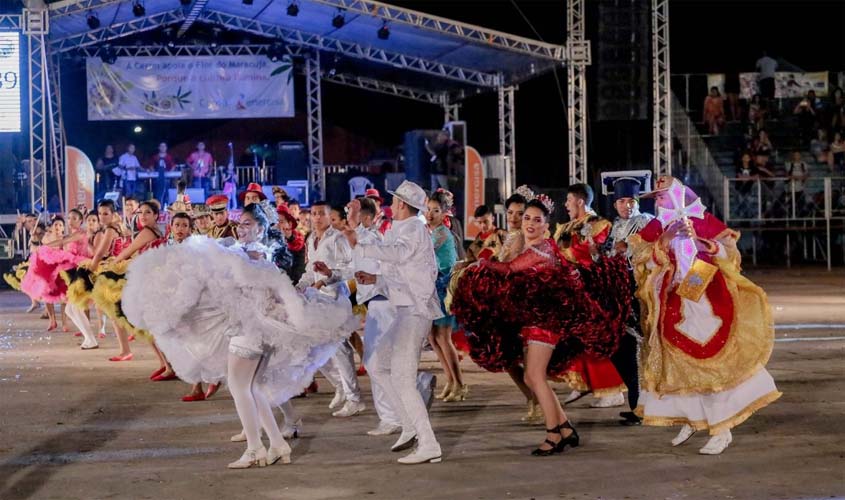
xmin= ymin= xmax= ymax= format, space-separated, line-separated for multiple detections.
xmin=313 ymin=261 xmax=331 ymax=276
xmin=354 ymin=271 xmax=377 ymax=285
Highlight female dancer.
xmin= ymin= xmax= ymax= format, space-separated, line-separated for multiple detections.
xmin=451 ymin=197 xmax=632 ymax=455
xmin=426 ymin=189 xmax=466 ymax=402
xmin=21 ymin=216 xmax=68 ymax=331
xmin=96 ymin=200 xmax=167 ymax=366
xmin=64 ymin=200 xmax=130 ymax=353
xmin=124 ymin=203 xmax=355 ymax=468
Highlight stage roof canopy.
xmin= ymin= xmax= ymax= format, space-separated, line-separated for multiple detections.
xmin=45 ymin=0 xmax=568 ymax=95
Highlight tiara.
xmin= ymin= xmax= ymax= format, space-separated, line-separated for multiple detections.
xmin=534 ymin=193 xmax=555 ymax=214
xmin=514 ymin=185 xmax=536 ymax=202
xmin=258 ymin=199 xmax=279 ymax=225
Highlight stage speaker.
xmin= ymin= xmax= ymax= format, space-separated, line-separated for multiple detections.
xmin=402 ymin=130 xmax=431 ymax=186
xmin=484 ymin=178 xmax=501 ymax=207
xmin=595 ymin=0 xmax=650 ymax=121
xmin=274 ymin=142 xmax=308 ymax=185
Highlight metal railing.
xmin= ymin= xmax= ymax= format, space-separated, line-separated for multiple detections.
xmin=723 ymin=176 xmax=845 ymax=269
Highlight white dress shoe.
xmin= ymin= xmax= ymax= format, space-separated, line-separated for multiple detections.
xmin=332 ymin=400 xmax=365 ymax=418
xmin=564 ymin=390 xmax=589 ymax=404
xmin=699 ymin=431 xmax=732 ymax=455
xmin=367 ymin=422 xmax=402 ymax=436
xmin=282 ymin=419 xmax=302 ymax=439
xmin=328 ymin=391 xmax=346 ymax=410
xmin=80 ymin=340 xmax=99 ymax=350
xmin=227 ymin=447 xmax=267 ymax=469
xmin=590 ymin=392 xmax=626 ymax=408
xmin=391 ymin=431 xmax=417 ymax=452
xmin=398 ymin=445 xmax=442 ymax=465
xmin=230 ymin=430 xmax=247 ymax=443
xmin=671 ymin=424 xmax=696 ymax=447
xmin=267 ymin=442 xmax=292 ymax=465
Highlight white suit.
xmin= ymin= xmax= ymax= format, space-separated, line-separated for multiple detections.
xmin=297 ymin=227 xmax=361 ymax=404
xmin=355 ymin=215 xmax=442 ymax=449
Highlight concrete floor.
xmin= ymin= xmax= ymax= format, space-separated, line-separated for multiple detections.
xmin=0 ymin=268 xmax=843 ymax=500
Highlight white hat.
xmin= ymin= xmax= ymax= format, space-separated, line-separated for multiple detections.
xmin=388 ymin=180 xmax=428 ymax=213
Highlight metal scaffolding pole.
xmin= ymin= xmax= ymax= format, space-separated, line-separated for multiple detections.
xmin=497 ymin=85 xmax=516 ymax=172
xmin=305 ymin=51 xmax=325 ymax=200
xmin=652 ymin=0 xmax=672 ymax=177
xmin=25 ymin=9 xmax=49 ymax=213
xmin=47 ymin=52 xmax=65 ymax=213
xmin=442 ymin=95 xmax=460 ymax=124
xmin=566 ymin=0 xmax=590 ymax=185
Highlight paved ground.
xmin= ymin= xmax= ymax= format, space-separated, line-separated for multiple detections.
xmin=0 ymin=268 xmax=843 ymax=500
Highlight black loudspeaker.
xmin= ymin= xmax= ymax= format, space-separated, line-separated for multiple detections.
xmin=484 ymin=178 xmax=501 ymax=206
xmin=402 ymin=130 xmax=430 ymax=186
xmin=274 ymin=142 xmax=308 ymax=185
xmin=595 ymin=0 xmax=650 ymax=121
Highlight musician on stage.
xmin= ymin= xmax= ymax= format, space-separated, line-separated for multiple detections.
xmin=118 ymin=144 xmax=141 ymax=196
xmin=148 ymin=142 xmax=176 ymax=202
xmin=95 ymin=145 xmax=118 ymax=195
xmin=188 ymin=141 xmax=214 ymax=194
xmin=206 ymin=194 xmax=239 ymax=239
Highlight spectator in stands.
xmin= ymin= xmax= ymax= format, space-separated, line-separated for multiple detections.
xmin=748 ymin=94 xmax=767 ymax=130
xmin=830 ymin=87 xmax=844 ymax=129
xmin=736 ymin=152 xmax=758 ymax=196
xmin=830 ymin=131 xmax=845 ymax=172
xmin=810 ymin=128 xmax=831 ymax=166
xmin=784 ymin=151 xmax=809 ymax=208
xmin=755 ymin=51 xmax=778 ymax=102
xmin=752 ymin=129 xmax=774 ymax=168
xmin=793 ymin=92 xmax=819 ymax=147
xmin=703 ymin=87 xmax=726 ymax=135
xmin=832 ymin=104 xmax=845 ymax=133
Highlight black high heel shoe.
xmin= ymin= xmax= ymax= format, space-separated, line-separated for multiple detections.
xmin=557 ymin=421 xmax=580 ymax=451
xmin=531 ymin=424 xmax=565 ymax=456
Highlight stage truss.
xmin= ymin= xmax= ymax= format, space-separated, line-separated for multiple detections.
xmin=652 ymin=0 xmax=672 ymax=178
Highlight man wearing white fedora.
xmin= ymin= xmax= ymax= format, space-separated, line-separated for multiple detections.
xmin=344 ymin=180 xmax=443 ymax=465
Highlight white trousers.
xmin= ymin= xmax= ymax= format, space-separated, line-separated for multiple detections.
xmin=319 ymin=339 xmax=361 ymax=403
xmin=367 ymin=304 xmax=438 ymax=447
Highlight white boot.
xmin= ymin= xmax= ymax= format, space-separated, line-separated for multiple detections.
xmin=390 ymin=430 xmax=417 ymax=452
xmin=332 ymin=400 xmax=365 ymax=418
xmin=267 ymin=441 xmax=292 ymax=465
xmin=230 ymin=430 xmax=246 ymax=442
xmin=699 ymin=430 xmax=732 ymax=455
xmin=328 ymin=390 xmax=346 ymax=410
xmin=281 ymin=419 xmax=302 ymax=439
xmin=671 ymin=424 xmax=696 ymax=447
xmin=398 ymin=443 xmax=442 ymax=464
xmin=367 ymin=422 xmax=402 ymax=436
xmin=590 ymin=392 xmax=625 ymax=408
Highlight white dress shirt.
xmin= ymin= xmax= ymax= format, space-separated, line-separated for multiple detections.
xmin=352 ymin=224 xmax=385 ymax=303
xmin=355 ymin=215 xmax=442 ymax=320
xmin=296 ymin=226 xmax=352 ymax=290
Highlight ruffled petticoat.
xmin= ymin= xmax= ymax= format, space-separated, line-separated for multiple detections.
xmin=123 ymin=236 xmax=357 ymax=405
xmin=21 ymin=246 xmax=87 ymax=303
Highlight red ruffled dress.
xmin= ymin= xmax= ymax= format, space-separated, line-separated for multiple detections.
xmin=21 ymin=230 xmax=91 ymax=303
xmin=450 ymin=238 xmax=632 ymax=377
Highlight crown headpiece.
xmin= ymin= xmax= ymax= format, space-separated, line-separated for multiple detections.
xmin=534 ymin=193 xmax=555 ymax=214
xmin=514 ymin=185 xmax=536 ymax=202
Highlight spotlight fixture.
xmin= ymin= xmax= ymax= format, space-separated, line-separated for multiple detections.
xmin=286 ymin=1 xmax=299 ymax=16
xmin=162 ymin=27 xmax=176 ymax=48
xmin=267 ymin=41 xmax=286 ymax=63
xmin=86 ymin=13 xmax=100 ymax=29
xmin=210 ymin=27 xmax=221 ymax=48
xmin=180 ymin=0 xmax=191 ymax=5
xmin=331 ymin=10 xmax=345 ymax=29
xmin=99 ymin=45 xmax=117 ymax=64
xmin=132 ymin=1 xmax=145 ymax=17
xmin=377 ymin=21 xmax=389 ymax=40
xmin=242 ymin=0 xmax=253 ymax=5
xmin=133 ymin=125 xmax=143 ymax=134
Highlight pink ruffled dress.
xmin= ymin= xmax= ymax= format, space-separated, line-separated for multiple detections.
xmin=21 ymin=230 xmax=91 ymax=303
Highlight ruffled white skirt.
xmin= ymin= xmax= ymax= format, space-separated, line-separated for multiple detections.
xmin=123 ymin=236 xmax=356 ymax=404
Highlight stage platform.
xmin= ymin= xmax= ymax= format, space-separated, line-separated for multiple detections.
xmin=0 ymin=268 xmax=843 ymax=500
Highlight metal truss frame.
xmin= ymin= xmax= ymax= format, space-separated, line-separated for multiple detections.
xmin=307 ymin=0 xmax=566 ymax=62
xmin=48 ymin=0 xmax=127 ymax=18
xmin=441 ymin=95 xmax=460 ymax=123
xmin=25 ymin=9 xmax=49 ymax=212
xmin=652 ymin=0 xmax=672 ymax=178
xmin=305 ymin=51 xmax=325 ymax=200
xmin=50 ymin=9 xmax=186 ymax=53
xmin=566 ymin=0 xmax=590 ymax=185
xmin=197 ymin=10 xmax=500 ymax=87
xmin=47 ymin=52 xmax=66 ymax=212
xmin=178 ymin=0 xmax=211 ymax=37
xmin=497 ymin=85 xmax=516 ymax=173
xmin=0 ymin=14 xmax=22 ymax=29
xmin=322 ymin=73 xmax=442 ymax=104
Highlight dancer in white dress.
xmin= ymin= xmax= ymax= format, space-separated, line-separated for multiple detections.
xmin=123 ymin=203 xmax=356 ymax=468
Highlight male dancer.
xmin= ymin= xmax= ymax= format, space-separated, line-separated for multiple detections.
xmin=206 ymin=194 xmax=239 ymax=239
xmin=605 ymin=177 xmax=654 ymax=425
xmin=296 ymin=201 xmax=364 ymax=418
xmin=350 ymin=197 xmax=436 ymax=436
xmin=554 ymin=183 xmax=628 ymax=408
xmin=344 ymin=181 xmax=443 ymax=465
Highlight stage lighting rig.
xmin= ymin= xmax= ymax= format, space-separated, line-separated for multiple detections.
xmin=377 ymin=21 xmax=389 ymax=40
xmin=267 ymin=41 xmax=286 ymax=63
xmin=100 ymin=45 xmax=117 ymax=65
xmin=286 ymin=1 xmax=299 ymax=16
xmin=332 ymin=9 xmax=345 ymax=29
xmin=243 ymin=0 xmax=253 ymax=5
xmin=210 ymin=27 xmax=221 ymax=48
xmin=132 ymin=1 xmax=145 ymax=17
xmin=86 ymin=13 xmax=100 ymax=29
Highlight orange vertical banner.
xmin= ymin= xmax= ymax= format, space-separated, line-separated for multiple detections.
xmin=463 ymin=146 xmax=485 ymax=240
xmin=65 ymin=146 xmax=95 ymax=212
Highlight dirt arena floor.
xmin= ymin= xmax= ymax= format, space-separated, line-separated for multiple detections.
xmin=0 ymin=268 xmax=843 ymax=500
